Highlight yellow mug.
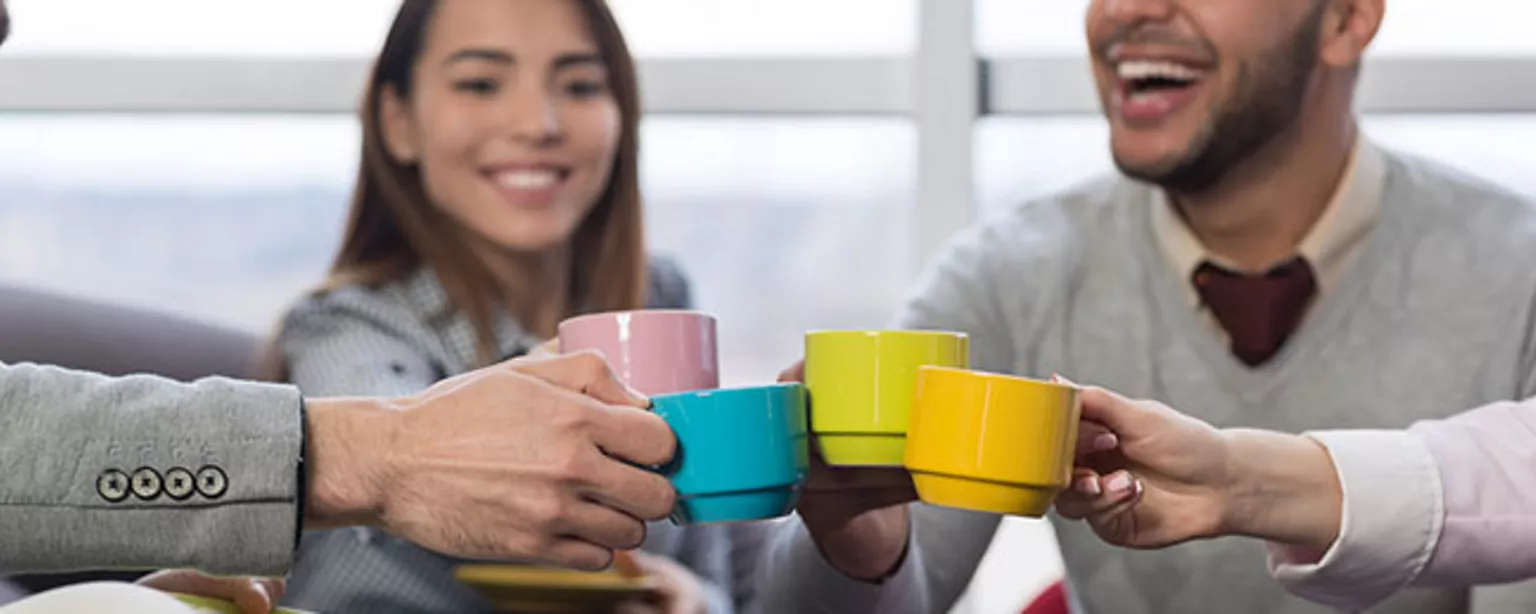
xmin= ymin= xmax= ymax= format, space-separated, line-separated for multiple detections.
xmin=904 ymin=366 xmax=1081 ymax=517
xmin=804 ymin=330 xmax=969 ymax=466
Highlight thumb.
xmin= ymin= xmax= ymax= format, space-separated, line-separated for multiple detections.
xmin=1076 ymin=385 xmax=1155 ymax=441
xmin=231 ymin=580 xmax=275 ymax=614
xmin=777 ymin=360 xmax=805 ymax=383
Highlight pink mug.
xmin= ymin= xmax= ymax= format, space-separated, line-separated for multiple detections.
xmin=556 ymin=309 xmax=720 ymax=396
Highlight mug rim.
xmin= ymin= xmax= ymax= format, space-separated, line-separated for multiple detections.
xmin=916 ymin=365 xmax=1079 ymax=392
xmin=558 ymin=308 xmax=717 ymax=331
xmin=804 ymin=329 xmax=969 ymax=340
xmin=651 ymin=382 xmax=804 ymax=403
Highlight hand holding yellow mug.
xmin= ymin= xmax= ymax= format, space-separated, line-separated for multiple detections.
xmin=904 ymin=366 xmax=1081 ymax=517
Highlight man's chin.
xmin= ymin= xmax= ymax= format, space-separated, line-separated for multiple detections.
xmin=1111 ymin=154 xmax=1186 ymax=187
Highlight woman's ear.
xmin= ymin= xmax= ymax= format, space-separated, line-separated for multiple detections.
xmin=380 ymin=84 xmax=421 ymax=165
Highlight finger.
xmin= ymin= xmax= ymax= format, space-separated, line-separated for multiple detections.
xmin=257 ymin=578 xmax=287 ymax=606
xmin=513 ymin=351 xmax=650 ymax=408
xmin=230 ymin=580 xmax=276 ymax=614
xmin=1101 ymin=470 xmax=1140 ymax=497
xmin=1087 ymin=483 xmax=1144 ymax=532
xmin=1071 ymin=468 xmax=1104 ymax=496
xmin=777 ymin=360 xmax=805 ymax=383
xmin=1075 ymin=420 xmax=1119 ymax=460
xmin=138 ymin=571 xmax=276 ymax=614
xmin=581 ymin=452 xmax=678 ymax=521
xmin=546 ymin=537 xmax=618 ymax=572
xmin=589 ymin=403 xmax=678 ymax=469
xmin=557 ymin=500 xmax=652 ymax=551
xmin=1056 ymin=474 xmax=1138 ymax=520
xmin=613 ymin=550 xmax=646 ymax=577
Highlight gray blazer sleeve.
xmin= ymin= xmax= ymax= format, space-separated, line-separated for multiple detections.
xmin=0 ymin=362 xmax=303 ymax=576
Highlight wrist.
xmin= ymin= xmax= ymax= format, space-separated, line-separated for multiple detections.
xmin=302 ymin=397 xmax=399 ymax=529
xmin=801 ymin=504 xmax=911 ymax=582
xmin=1220 ymin=429 xmax=1342 ymax=551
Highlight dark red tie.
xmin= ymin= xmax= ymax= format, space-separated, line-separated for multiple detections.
xmin=1192 ymin=259 xmax=1317 ymax=366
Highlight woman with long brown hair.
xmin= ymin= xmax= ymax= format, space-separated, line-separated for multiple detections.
xmin=267 ymin=1 xmax=763 ymax=612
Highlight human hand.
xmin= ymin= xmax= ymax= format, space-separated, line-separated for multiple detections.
xmin=305 ymin=351 xmax=678 ymax=570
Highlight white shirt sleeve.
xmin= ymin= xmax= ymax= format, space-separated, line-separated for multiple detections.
xmin=1265 ymin=430 xmax=1444 ymax=612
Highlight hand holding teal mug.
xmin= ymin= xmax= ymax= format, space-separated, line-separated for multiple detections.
xmin=648 ymin=383 xmax=810 ymax=524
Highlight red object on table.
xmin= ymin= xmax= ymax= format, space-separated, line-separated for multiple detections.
xmin=1019 ymin=580 xmax=1069 ymax=614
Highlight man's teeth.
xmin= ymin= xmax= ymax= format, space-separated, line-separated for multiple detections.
xmin=496 ymin=170 xmax=559 ymax=190
xmin=1117 ymin=60 xmax=1202 ymax=83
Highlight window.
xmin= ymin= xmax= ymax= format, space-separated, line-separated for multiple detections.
xmin=0 ymin=114 xmax=914 ymax=387
xmin=0 ymin=1 xmax=921 ymax=391
xmin=4 ymin=0 xmax=915 ymax=57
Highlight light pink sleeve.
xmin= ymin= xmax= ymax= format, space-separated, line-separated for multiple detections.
xmin=1410 ymin=400 xmax=1536 ymax=587
xmin=1267 ymin=399 xmax=1536 ymax=610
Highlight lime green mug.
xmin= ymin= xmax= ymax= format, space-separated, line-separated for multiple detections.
xmin=803 ymin=330 xmax=969 ymax=466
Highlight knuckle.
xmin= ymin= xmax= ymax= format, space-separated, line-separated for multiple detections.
xmin=642 ymin=476 xmax=678 ymax=519
xmin=553 ymin=447 xmax=595 ymax=486
xmin=576 ymin=549 xmax=613 ymax=572
xmin=510 ymin=533 xmax=551 ymax=559
xmin=528 ymin=496 xmax=570 ymax=530
xmin=552 ymin=403 xmax=599 ymax=436
xmin=569 ymin=350 xmax=610 ymax=375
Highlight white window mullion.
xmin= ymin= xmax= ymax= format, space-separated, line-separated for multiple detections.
xmin=912 ymin=0 xmax=979 ymax=279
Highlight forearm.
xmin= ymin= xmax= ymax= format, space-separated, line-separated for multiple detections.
xmin=758 ymin=516 xmax=929 ymax=614
xmin=1219 ymin=428 xmax=1343 ymax=553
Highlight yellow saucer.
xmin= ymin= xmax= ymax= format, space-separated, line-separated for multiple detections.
xmin=454 ymin=564 xmax=660 ymax=613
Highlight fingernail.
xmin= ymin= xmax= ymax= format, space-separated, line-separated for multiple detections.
xmin=1106 ymin=472 xmax=1134 ymax=493
xmin=1075 ymin=476 xmax=1102 ymax=496
xmin=1054 ymin=374 xmax=1080 ymax=387
xmin=1093 ymin=433 xmax=1119 ymax=451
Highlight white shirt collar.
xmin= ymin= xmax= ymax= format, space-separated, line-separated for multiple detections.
xmin=1151 ymin=136 xmax=1387 ymax=301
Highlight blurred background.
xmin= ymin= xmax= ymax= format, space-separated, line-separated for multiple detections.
xmin=2 ymin=1 xmax=1534 ymax=611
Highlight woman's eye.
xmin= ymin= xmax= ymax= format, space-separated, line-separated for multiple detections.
xmin=453 ymin=78 xmax=500 ymax=95
xmin=565 ymin=80 xmax=608 ymax=98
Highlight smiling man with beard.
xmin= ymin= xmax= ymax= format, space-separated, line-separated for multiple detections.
xmin=760 ymin=0 xmax=1536 ymax=613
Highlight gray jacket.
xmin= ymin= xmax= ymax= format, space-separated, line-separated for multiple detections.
xmin=275 ymin=258 xmax=768 ymax=614
xmin=0 ymin=363 xmax=302 ymax=576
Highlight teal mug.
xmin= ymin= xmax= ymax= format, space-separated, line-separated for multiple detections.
xmin=650 ymin=383 xmax=809 ymax=524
